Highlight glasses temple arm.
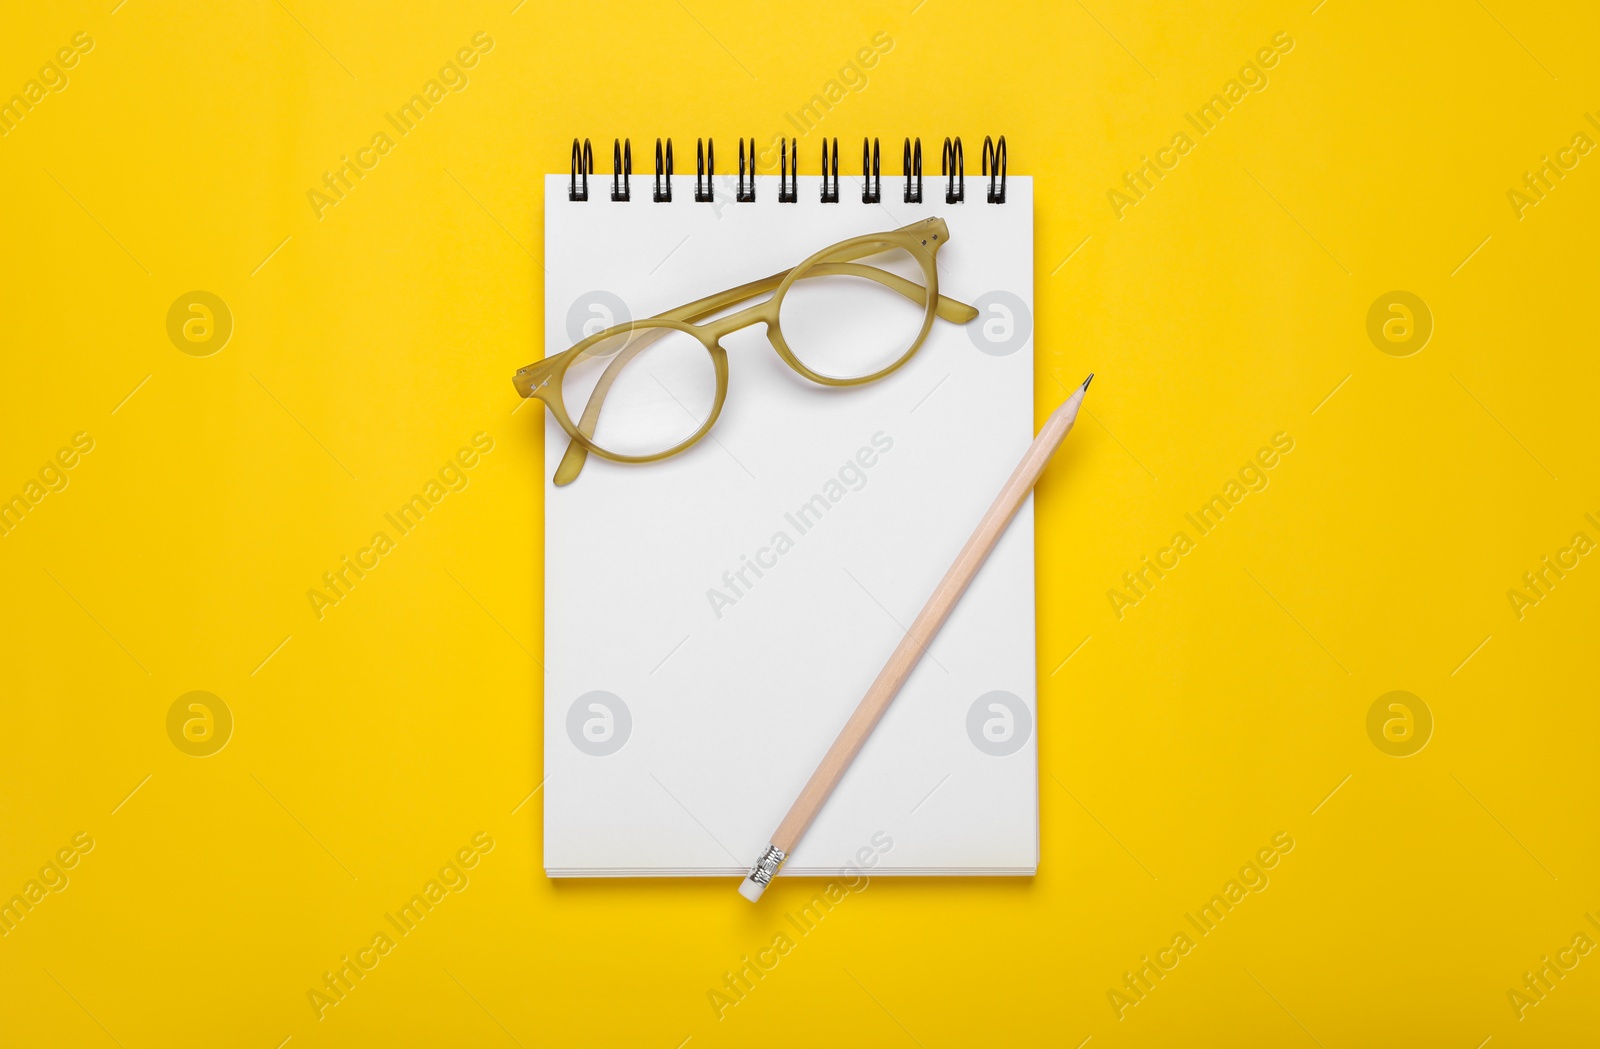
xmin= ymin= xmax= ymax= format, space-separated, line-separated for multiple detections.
xmin=658 ymin=247 xmax=975 ymax=324
xmin=799 ymin=262 xmax=977 ymax=323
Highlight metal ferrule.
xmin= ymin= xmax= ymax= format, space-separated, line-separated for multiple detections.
xmin=747 ymin=844 xmax=787 ymax=886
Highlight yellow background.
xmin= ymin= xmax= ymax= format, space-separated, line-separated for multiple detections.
xmin=2 ymin=0 xmax=1597 ymax=1045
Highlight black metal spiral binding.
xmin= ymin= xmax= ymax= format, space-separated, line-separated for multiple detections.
xmin=861 ymin=137 xmax=881 ymax=204
xmin=737 ymin=138 xmax=756 ymax=202
xmin=654 ymin=138 xmax=673 ymax=202
xmin=820 ymin=137 xmax=839 ymax=203
xmin=778 ymin=139 xmax=798 ymax=203
xmin=903 ymin=138 xmax=922 ymax=203
xmin=612 ymin=138 xmax=632 ymax=201
xmin=569 ymin=138 xmax=593 ymax=201
xmin=695 ymin=138 xmax=714 ymax=202
xmin=570 ymin=134 xmax=1001 ymax=205
xmin=942 ymin=137 xmax=964 ymax=204
xmin=983 ymin=135 xmax=1007 ymax=204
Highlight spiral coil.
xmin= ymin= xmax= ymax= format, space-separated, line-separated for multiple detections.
xmin=942 ymin=137 xmax=964 ymax=204
xmin=778 ymin=139 xmax=798 ymax=203
xmin=982 ymin=135 xmax=1007 ymax=204
xmin=861 ymin=138 xmax=881 ymax=204
xmin=903 ymin=138 xmax=923 ymax=204
xmin=567 ymin=136 xmax=1006 ymax=205
xmin=612 ymin=138 xmax=631 ymax=202
xmin=737 ymin=138 xmax=757 ymax=203
xmin=695 ymin=138 xmax=714 ymax=202
xmin=653 ymin=138 xmax=673 ymax=202
xmin=569 ymin=138 xmax=592 ymax=201
xmin=820 ymin=137 xmax=840 ymax=203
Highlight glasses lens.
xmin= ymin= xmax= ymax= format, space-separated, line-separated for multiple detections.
xmin=777 ymin=244 xmax=930 ymax=380
xmin=560 ymin=325 xmax=718 ymax=457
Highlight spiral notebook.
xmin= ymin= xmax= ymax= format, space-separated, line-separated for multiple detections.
xmin=542 ymin=137 xmax=1037 ymax=877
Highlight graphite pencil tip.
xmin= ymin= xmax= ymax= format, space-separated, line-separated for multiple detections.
xmin=1082 ymin=373 xmax=1094 ymax=390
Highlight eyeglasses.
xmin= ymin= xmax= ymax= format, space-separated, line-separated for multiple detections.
xmin=513 ymin=217 xmax=978 ymax=485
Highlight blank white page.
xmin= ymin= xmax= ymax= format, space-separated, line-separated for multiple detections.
xmin=542 ymin=173 xmax=1036 ymax=876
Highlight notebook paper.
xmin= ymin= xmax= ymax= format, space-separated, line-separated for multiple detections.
xmin=542 ymin=174 xmax=1036 ymax=876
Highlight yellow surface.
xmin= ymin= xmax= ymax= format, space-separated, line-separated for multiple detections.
xmin=2 ymin=0 xmax=1597 ymax=1045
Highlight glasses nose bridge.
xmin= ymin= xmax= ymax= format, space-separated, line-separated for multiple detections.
xmin=701 ymin=298 xmax=776 ymax=341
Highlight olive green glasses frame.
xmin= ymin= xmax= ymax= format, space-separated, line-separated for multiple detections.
xmin=513 ymin=216 xmax=978 ymax=486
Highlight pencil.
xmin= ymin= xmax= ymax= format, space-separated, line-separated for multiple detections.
xmin=739 ymin=373 xmax=1095 ymax=900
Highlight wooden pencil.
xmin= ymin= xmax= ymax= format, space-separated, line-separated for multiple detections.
xmin=739 ymin=373 xmax=1094 ymax=900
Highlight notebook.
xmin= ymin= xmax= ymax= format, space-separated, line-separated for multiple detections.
xmin=541 ymin=138 xmax=1035 ymax=877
